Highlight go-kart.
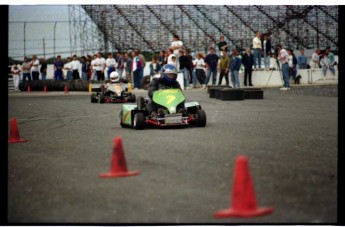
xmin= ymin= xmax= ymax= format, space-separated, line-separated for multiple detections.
xmin=119 ymin=88 xmax=206 ymax=129
xmin=91 ymin=82 xmax=136 ymax=103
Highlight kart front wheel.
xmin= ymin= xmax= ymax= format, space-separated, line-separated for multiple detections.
xmin=133 ymin=112 xmax=145 ymax=130
xmin=119 ymin=110 xmax=126 ymax=128
xmin=91 ymin=94 xmax=98 ymax=103
xmin=99 ymin=94 xmax=105 ymax=104
xmin=195 ymin=109 xmax=206 ymax=127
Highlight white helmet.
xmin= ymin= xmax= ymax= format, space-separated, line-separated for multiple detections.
xmin=110 ymin=71 xmax=119 ymax=82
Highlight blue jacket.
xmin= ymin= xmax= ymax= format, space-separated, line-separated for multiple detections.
xmin=230 ymin=56 xmax=241 ymax=72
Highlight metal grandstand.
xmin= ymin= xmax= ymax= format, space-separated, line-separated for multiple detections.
xmin=68 ymin=5 xmax=338 ymax=55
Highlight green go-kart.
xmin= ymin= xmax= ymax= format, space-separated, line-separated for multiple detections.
xmin=119 ymin=88 xmax=206 ymax=129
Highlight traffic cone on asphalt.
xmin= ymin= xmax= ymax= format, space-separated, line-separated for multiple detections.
xmin=44 ymin=85 xmax=47 ymax=93
xmin=64 ymin=84 xmax=68 ymax=93
xmin=27 ymin=85 xmax=31 ymax=93
xmin=99 ymin=136 xmax=140 ymax=178
xmin=8 ymin=118 xmax=27 ymax=143
xmin=214 ymin=155 xmax=274 ymax=218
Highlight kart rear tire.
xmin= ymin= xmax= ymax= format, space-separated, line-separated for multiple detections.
xmin=100 ymin=85 xmax=106 ymax=94
xmin=119 ymin=110 xmax=126 ymax=128
xmin=91 ymin=94 xmax=98 ymax=103
xmin=133 ymin=112 xmax=145 ymax=130
xmin=99 ymin=94 xmax=105 ymax=103
xmin=130 ymin=94 xmax=136 ymax=103
xmin=137 ymin=96 xmax=145 ymax=110
xmin=195 ymin=109 xmax=206 ymax=127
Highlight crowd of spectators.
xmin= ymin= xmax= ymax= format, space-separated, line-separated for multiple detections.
xmin=10 ymin=32 xmax=337 ymax=91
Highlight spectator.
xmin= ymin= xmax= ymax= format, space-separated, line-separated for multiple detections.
xmin=30 ymin=55 xmax=40 ymax=80
xmin=218 ymin=49 xmax=230 ymax=86
xmin=241 ymin=47 xmax=254 ymax=86
xmin=71 ymin=55 xmax=81 ymax=80
xmin=178 ymin=49 xmax=191 ymax=90
xmin=106 ymin=52 xmax=116 ymax=80
xmin=86 ymin=57 xmax=92 ymax=80
xmin=64 ymin=57 xmax=73 ymax=80
xmin=185 ymin=49 xmax=194 ymax=84
xmin=320 ymin=52 xmax=335 ymax=79
xmin=325 ymin=46 xmax=335 ymax=67
xmin=124 ymin=53 xmax=132 ymax=82
xmin=53 ymin=55 xmax=64 ymax=80
xmin=192 ymin=53 xmax=206 ymax=87
xmin=131 ymin=50 xmax=143 ymax=89
xmin=91 ymin=54 xmax=97 ymax=81
xmin=261 ymin=33 xmax=271 ymax=70
xmin=100 ymin=53 xmax=106 ymax=82
xmin=229 ymin=49 xmax=241 ymax=88
xmin=167 ymin=48 xmax=175 ymax=65
xmin=309 ymin=48 xmax=321 ymax=69
xmin=11 ymin=61 xmax=21 ymax=91
xmin=170 ymin=35 xmax=183 ymax=57
xmin=171 ymin=56 xmax=178 ymax=68
xmin=39 ymin=58 xmax=47 ymax=80
xmin=149 ymin=56 xmax=161 ymax=76
xmin=117 ymin=52 xmax=125 ymax=79
xmin=297 ymin=48 xmax=308 ymax=69
xmin=203 ymin=47 xmax=219 ymax=89
xmin=252 ymin=31 xmax=262 ymax=70
xmin=276 ymin=44 xmax=290 ymax=90
xmin=81 ymin=56 xmax=89 ymax=81
xmin=217 ymin=35 xmax=228 ymax=55
xmin=287 ymin=49 xmax=297 ymax=83
xmin=158 ymin=50 xmax=166 ymax=67
xmin=21 ymin=57 xmax=31 ymax=81
xmin=94 ymin=52 xmax=106 ymax=83
xmin=137 ymin=49 xmax=146 ymax=83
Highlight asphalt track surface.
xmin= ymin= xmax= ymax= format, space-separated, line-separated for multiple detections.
xmin=8 ymin=88 xmax=337 ymax=223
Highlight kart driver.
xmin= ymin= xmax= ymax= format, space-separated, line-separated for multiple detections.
xmin=147 ymin=64 xmax=184 ymax=116
xmin=107 ymin=71 xmax=128 ymax=86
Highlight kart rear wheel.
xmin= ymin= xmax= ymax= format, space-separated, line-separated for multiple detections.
xmin=100 ymin=85 xmax=106 ymax=94
xmin=195 ymin=109 xmax=206 ymax=127
xmin=119 ymin=110 xmax=126 ymax=128
xmin=91 ymin=94 xmax=98 ymax=103
xmin=130 ymin=94 xmax=136 ymax=103
xmin=137 ymin=96 xmax=145 ymax=110
xmin=133 ymin=112 xmax=145 ymax=130
xmin=99 ymin=94 xmax=105 ymax=104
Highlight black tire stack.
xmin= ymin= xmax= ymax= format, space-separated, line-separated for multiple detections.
xmin=208 ymin=86 xmax=264 ymax=101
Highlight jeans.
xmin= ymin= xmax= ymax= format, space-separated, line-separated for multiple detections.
xmin=41 ymin=72 xmax=46 ymax=80
xmin=32 ymin=71 xmax=39 ymax=80
xmin=322 ymin=65 xmax=335 ymax=76
xmin=67 ymin=71 xmax=73 ymax=80
xmin=181 ymin=68 xmax=190 ymax=88
xmin=22 ymin=72 xmax=31 ymax=81
xmin=91 ymin=69 xmax=97 ymax=81
xmin=117 ymin=68 xmax=124 ymax=79
xmin=205 ymin=67 xmax=217 ymax=85
xmin=291 ymin=65 xmax=297 ymax=80
xmin=230 ymin=70 xmax=240 ymax=88
xmin=13 ymin=74 xmax=20 ymax=90
xmin=107 ymin=67 xmax=115 ymax=80
xmin=82 ymin=72 xmax=88 ymax=81
xmin=54 ymin=70 xmax=63 ymax=80
xmin=133 ymin=69 xmax=143 ymax=89
xmin=263 ymin=51 xmax=270 ymax=68
xmin=299 ymin=64 xmax=307 ymax=69
xmin=253 ymin=48 xmax=261 ymax=68
xmin=281 ymin=63 xmax=290 ymax=88
xmin=192 ymin=69 xmax=197 ymax=86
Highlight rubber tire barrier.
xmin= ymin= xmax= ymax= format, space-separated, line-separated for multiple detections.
xmin=243 ymin=88 xmax=264 ymax=99
xmin=207 ymin=85 xmax=229 ymax=94
xmin=19 ymin=80 xmax=92 ymax=92
xmin=220 ymin=88 xmax=245 ymax=101
xmin=215 ymin=88 xmax=224 ymax=99
xmin=209 ymin=88 xmax=218 ymax=98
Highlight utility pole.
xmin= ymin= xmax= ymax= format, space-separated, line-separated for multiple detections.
xmin=24 ymin=22 xmax=26 ymax=58
xmin=54 ymin=21 xmax=57 ymax=61
xmin=43 ymin=37 xmax=46 ymax=59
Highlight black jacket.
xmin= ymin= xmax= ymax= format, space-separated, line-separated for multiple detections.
xmin=241 ymin=53 xmax=254 ymax=68
xmin=148 ymin=78 xmax=181 ymax=98
xmin=261 ymin=39 xmax=271 ymax=55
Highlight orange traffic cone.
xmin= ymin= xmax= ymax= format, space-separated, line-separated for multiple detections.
xmin=214 ymin=155 xmax=274 ymax=218
xmin=64 ymin=84 xmax=68 ymax=93
xmin=44 ymin=85 xmax=47 ymax=93
xmin=8 ymin=118 xmax=27 ymax=143
xmin=99 ymin=136 xmax=140 ymax=178
xmin=27 ymin=85 xmax=31 ymax=93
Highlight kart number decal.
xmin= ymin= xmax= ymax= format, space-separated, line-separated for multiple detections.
xmin=166 ymin=95 xmax=176 ymax=105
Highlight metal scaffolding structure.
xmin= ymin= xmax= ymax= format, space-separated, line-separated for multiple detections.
xmin=68 ymin=5 xmax=338 ymax=55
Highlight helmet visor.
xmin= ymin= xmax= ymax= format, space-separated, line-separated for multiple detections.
xmin=165 ymin=73 xmax=177 ymax=80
